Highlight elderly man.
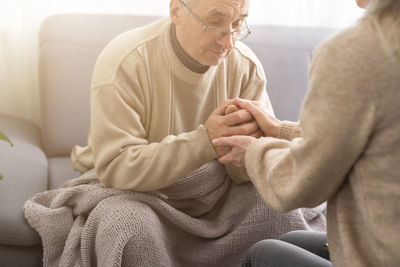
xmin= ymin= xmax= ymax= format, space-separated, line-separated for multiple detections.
xmin=24 ymin=0 xmax=326 ymax=266
xmin=71 ymin=0 xmax=271 ymax=188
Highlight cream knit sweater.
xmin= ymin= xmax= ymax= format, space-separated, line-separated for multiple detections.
xmin=71 ymin=17 xmax=272 ymax=191
xmin=246 ymin=19 xmax=400 ymax=267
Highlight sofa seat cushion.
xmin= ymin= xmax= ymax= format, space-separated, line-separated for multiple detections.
xmin=0 ymin=114 xmax=46 ymax=246
xmin=0 ymin=244 xmax=42 ymax=267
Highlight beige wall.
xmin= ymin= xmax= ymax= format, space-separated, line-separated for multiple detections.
xmin=0 ymin=29 xmax=41 ymax=127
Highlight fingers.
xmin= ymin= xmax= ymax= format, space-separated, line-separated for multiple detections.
xmin=217 ymin=144 xmax=244 ymax=167
xmin=238 ymin=101 xmax=266 ymax=123
xmin=231 ymin=98 xmax=267 ymax=128
xmin=204 ymin=99 xmax=236 ymax=140
xmin=212 ymin=135 xmax=256 ymax=148
xmin=205 ymin=98 xmax=268 ymax=143
xmin=213 ymin=135 xmax=256 ymax=167
xmin=232 ymin=97 xmax=262 ymax=107
xmin=224 ymin=109 xmax=253 ymax=126
xmin=227 ymin=120 xmax=259 ymax=136
xmin=215 ymin=145 xmax=231 ymax=157
xmin=224 ymin=104 xmax=239 ymax=115
xmin=212 ymin=99 xmax=235 ymax=116
xmin=218 ymin=153 xmax=244 ymax=167
xmin=250 ymin=129 xmax=263 ymax=139
xmin=213 ymin=136 xmax=249 ymax=167
xmin=211 ymin=136 xmax=236 ymax=147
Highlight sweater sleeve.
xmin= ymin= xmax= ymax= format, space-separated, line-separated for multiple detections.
xmin=90 ymin=82 xmax=217 ymax=192
xmin=244 ymin=42 xmax=376 ymax=212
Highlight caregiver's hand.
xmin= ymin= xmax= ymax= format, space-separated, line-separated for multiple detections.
xmin=212 ymin=135 xmax=257 ymax=167
xmin=232 ymin=98 xmax=282 ymax=138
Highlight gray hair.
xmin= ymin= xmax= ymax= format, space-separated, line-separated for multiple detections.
xmin=363 ymin=0 xmax=400 ymax=58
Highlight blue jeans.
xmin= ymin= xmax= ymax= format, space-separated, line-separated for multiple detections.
xmin=242 ymin=231 xmax=333 ymax=267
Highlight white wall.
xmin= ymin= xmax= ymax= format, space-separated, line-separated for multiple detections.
xmin=0 ymin=0 xmax=364 ymax=127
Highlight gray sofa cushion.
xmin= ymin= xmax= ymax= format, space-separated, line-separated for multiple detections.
xmin=0 ymin=244 xmax=42 ymax=267
xmin=0 ymin=114 xmax=45 ymax=246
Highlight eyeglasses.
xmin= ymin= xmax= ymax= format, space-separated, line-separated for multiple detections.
xmin=178 ymin=0 xmax=252 ymax=41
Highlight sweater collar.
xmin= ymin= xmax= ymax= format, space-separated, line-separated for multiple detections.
xmin=170 ymin=23 xmax=209 ymax=74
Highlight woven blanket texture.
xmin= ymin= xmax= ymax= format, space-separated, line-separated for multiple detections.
xmin=24 ymin=160 xmax=326 ymax=267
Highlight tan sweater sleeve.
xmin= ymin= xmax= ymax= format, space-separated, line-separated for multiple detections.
xmin=244 ymin=42 xmax=376 ymax=212
xmin=90 ymin=82 xmax=217 ymax=192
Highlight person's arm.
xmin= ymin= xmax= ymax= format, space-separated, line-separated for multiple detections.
xmin=90 ymin=82 xmax=218 ymax=192
xmin=244 ymin=43 xmax=376 ymax=211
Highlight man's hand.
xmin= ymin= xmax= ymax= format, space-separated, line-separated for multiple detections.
xmin=224 ymin=104 xmax=263 ymax=138
xmin=204 ymin=100 xmax=259 ymax=157
xmin=232 ymin=98 xmax=282 ymax=138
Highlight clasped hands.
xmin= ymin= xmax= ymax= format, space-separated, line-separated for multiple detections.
xmin=204 ymin=98 xmax=282 ymax=168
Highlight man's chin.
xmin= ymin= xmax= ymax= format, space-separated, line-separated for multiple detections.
xmin=206 ymin=55 xmax=227 ymax=66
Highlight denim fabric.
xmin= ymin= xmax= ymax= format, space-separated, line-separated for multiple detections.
xmin=242 ymin=231 xmax=333 ymax=267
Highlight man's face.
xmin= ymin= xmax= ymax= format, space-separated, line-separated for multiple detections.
xmin=176 ymin=0 xmax=251 ymax=66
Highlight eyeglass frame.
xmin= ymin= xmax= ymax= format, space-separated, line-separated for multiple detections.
xmin=178 ymin=0 xmax=252 ymax=41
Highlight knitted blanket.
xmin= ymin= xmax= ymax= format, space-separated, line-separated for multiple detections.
xmin=24 ymin=160 xmax=326 ymax=267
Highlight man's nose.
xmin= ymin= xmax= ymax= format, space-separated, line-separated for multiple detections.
xmin=218 ymin=33 xmax=234 ymax=50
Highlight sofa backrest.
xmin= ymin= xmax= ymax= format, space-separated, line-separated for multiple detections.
xmin=244 ymin=25 xmax=337 ymax=121
xmin=40 ymin=14 xmax=161 ymax=158
xmin=39 ymin=14 xmax=337 ymax=185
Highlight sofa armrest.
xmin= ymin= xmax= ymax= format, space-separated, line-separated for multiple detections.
xmin=0 ymin=114 xmax=47 ymax=246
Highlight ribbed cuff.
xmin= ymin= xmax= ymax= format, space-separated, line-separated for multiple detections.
xmin=277 ymin=121 xmax=300 ymax=141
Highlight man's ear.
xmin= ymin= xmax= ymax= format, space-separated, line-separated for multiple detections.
xmin=170 ymin=0 xmax=184 ymax=25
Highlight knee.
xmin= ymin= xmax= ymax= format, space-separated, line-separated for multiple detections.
xmin=242 ymin=239 xmax=286 ymax=266
xmin=279 ymin=230 xmax=307 ymax=245
xmin=248 ymin=239 xmax=283 ymax=254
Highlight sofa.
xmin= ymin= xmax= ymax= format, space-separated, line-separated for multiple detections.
xmin=0 ymin=14 xmax=337 ymax=267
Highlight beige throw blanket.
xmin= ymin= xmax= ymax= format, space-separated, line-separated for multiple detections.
xmin=24 ymin=160 xmax=326 ymax=267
